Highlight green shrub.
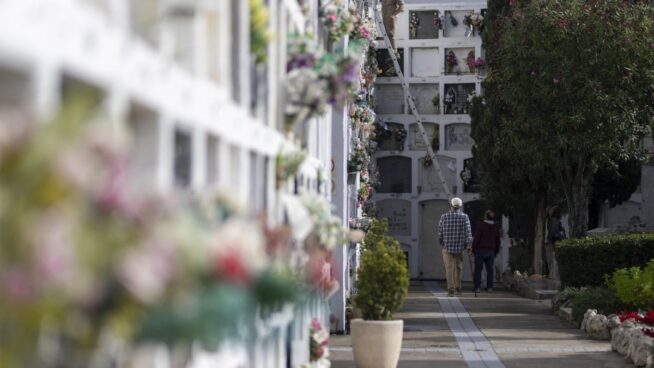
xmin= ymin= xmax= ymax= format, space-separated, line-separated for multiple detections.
xmin=566 ymin=287 xmax=626 ymax=327
xmin=354 ymin=219 xmax=409 ymax=320
xmin=556 ymin=233 xmax=654 ymax=288
xmin=607 ymin=259 xmax=654 ymax=310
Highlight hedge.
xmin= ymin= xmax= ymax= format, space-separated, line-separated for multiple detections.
xmin=556 ymin=233 xmax=654 ymax=288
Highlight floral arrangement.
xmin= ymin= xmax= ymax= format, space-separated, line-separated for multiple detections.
xmin=466 ymin=50 xmax=476 ymax=73
xmin=444 ymin=88 xmax=456 ymax=110
xmin=392 ymin=126 xmax=407 ymax=148
xmin=320 ymin=0 xmax=358 ymax=42
xmin=473 ymin=57 xmax=486 ymax=72
xmin=284 ymin=35 xmax=363 ymax=130
xmin=350 ymin=18 xmax=375 ymax=46
xmin=349 ymin=217 xmax=372 ymax=232
xmin=250 ymin=0 xmax=271 ymax=63
xmin=276 ymin=149 xmax=306 ymax=187
xmin=301 ymin=193 xmax=361 ymax=251
xmin=350 ymin=99 xmax=376 ymax=130
xmin=433 ymin=11 xmax=443 ymax=30
xmin=348 ymin=139 xmax=369 ymax=172
xmin=423 ymin=154 xmax=434 ymax=168
xmin=448 ymin=11 xmax=459 ymax=27
xmin=409 ymin=12 xmax=419 ymax=38
xmin=358 ymin=183 xmax=373 ymax=206
xmin=446 ymin=50 xmax=458 ymax=73
xmin=309 ymin=318 xmax=330 ymax=365
xmin=361 ymin=45 xmax=380 ymax=89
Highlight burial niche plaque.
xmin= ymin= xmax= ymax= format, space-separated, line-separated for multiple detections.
xmin=377 ymin=199 xmax=412 ymax=236
xmin=375 ymin=85 xmax=404 ymax=114
xmin=411 ymin=48 xmax=440 ymax=77
xmin=418 ymin=155 xmax=457 ymax=194
xmin=445 ymin=123 xmax=473 ymax=151
xmin=377 ymin=156 xmax=412 ymax=193
xmin=444 ymin=10 xmax=474 ymax=38
xmin=444 ymin=47 xmax=475 ymax=75
xmin=409 ymin=122 xmax=439 ymax=151
xmin=409 ymin=84 xmax=440 ymax=115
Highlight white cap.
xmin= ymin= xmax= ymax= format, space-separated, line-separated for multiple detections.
xmin=451 ymin=197 xmax=463 ymax=208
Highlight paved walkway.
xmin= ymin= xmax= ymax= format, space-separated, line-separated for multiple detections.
xmin=331 ymin=281 xmax=632 ymax=368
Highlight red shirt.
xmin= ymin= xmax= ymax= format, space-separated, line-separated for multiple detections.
xmin=472 ymin=221 xmax=501 ymax=254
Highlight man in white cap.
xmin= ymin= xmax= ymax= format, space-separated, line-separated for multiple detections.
xmin=438 ymin=197 xmax=473 ymax=296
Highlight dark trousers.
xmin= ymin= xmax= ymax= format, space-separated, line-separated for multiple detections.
xmin=474 ymin=250 xmax=495 ymax=290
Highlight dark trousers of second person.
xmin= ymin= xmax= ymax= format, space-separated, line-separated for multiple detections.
xmin=474 ymin=250 xmax=495 ymax=290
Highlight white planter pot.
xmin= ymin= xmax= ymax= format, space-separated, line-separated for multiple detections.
xmin=351 ymin=319 xmax=403 ymax=368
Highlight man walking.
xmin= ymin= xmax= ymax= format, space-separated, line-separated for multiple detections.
xmin=438 ymin=197 xmax=472 ymax=297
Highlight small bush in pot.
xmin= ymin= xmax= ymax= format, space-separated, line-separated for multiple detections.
xmin=354 ymin=219 xmax=409 ymax=319
xmin=351 ymin=219 xmax=409 ymax=368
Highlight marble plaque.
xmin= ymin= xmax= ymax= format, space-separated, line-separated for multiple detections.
xmin=443 ymin=10 xmax=474 ymax=38
xmin=409 ymin=84 xmax=439 ymax=115
xmin=375 ymin=85 xmax=404 ymax=114
xmin=445 ymin=123 xmax=473 ymax=151
xmin=411 ymin=48 xmax=440 ymax=77
xmin=409 ymin=123 xmax=439 ymax=151
xmin=409 ymin=11 xmax=440 ymax=39
xmin=377 ymin=199 xmax=412 ymax=235
xmin=418 ymin=155 xmax=457 ymax=194
xmin=443 ymin=83 xmax=475 ymax=115
xmin=419 ymin=199 xmax=450 ymax=279
xmin=377 ymin=156 xmax=412 ymax=193
xmin=444 ymin=47 xmax=475 ymax=75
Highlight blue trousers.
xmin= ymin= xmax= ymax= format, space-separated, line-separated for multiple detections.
xmin=474 ymin=250 xmax=495 ymax=290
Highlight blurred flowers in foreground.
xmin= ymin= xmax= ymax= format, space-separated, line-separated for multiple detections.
xmin=0 ymin=92 xmax=351 ymax=367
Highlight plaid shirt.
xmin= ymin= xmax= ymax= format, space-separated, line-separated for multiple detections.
xmin=438 ymin=209 xmax=473 ymax=253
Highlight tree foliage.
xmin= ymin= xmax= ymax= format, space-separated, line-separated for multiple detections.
xmin=474 ymin=0 xmax=654 ymax=237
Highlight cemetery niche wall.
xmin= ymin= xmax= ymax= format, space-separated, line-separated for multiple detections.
xmin=377 ymin=156 xmax=412 ymax=193
xmin=445 ymin=123 xmax=474 ymax=151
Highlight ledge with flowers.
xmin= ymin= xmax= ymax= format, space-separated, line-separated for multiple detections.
xmin=0 ymin=89 xmax=362 ymax=367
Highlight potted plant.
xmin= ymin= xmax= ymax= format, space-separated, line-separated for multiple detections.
xmin=351 ymin=219 xmax=409 ymax=368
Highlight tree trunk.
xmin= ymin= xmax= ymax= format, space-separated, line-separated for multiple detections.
xmin=563 ymin=168 xmax=593 ymax=238
xmin=532 ymin=189 xmax=546 ymax=275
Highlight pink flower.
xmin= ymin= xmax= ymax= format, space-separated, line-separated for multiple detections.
xmin=553 ymin=78 xmax=560 ymax=84
xmin=2 ymin=267 xmax=33 ymax=302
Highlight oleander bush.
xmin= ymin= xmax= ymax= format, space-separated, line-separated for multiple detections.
xmin=556 ymin=233 xmax=654 ymax=288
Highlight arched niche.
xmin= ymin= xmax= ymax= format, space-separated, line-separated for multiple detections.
xmin=377 ymin=156 xmax=412 ymax=193
xmin=418 ymin=199 xmax=450 ymax=279
xmin=409 ymin=122 xmax=439 ymax=151
xmin=376 ymin=199 xmax=412 ymax=236
xmin=445 ymin=123 xmax=473 ymax=151
xmin=418 ymin=155 xmax=457 ymax=194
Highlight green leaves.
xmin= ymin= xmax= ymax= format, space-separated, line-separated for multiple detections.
xmin=354 ymin=219 xmax=409 ymax=321
xmin=608 ymin=259 xmax=654 ymax=310
xmin=556 ymin=233 xmax=654 ymax=288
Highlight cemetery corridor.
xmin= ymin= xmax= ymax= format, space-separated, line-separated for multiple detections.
xmin=330 ymin=282 xmax=631 ymax=368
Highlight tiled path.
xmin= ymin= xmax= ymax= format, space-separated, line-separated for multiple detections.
xmin=331 ymin=282 xmax=632 ymax=368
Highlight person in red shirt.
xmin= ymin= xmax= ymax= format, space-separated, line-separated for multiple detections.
xmin=471 ymin=210 xmax=501 ymax=292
